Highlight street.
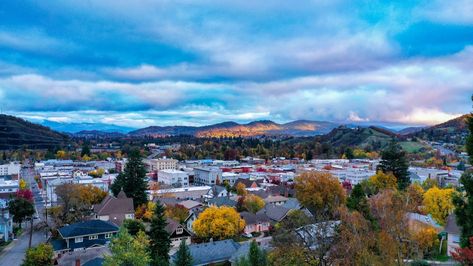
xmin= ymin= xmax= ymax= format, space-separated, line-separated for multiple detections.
xmin=0 ymin=163 xmax=48 ymax=266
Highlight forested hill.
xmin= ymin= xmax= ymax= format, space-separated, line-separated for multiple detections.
xmin=408 ymin=114 xmax=471 ymax=144
xmin=0 ymin=115 xmax=68 ymax=150
xmin=319 ymin=126 xmax=397 ymax=150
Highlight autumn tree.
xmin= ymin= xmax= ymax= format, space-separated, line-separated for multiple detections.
xmin=9 ymin=197 xmax=35 ymax=229
xmin=378 ymin=141 xmax=410 ymax=190
xmin=149 ymin=201 xmax=171 ymax=266
xmin=136 ymin=201 xmax=156 ymax=222
xmin=423 ymin=186 xmax=455 ymax=225
xmin=452 ymin=237 xmax=473 ymax=265
xmin=295 ymin=171 xmax=346 ymax=218
xmin=104 ymin=228 xmax=151 ymax=266
xmin=369 ymin=171 xmax=397 ymax=192
xmin=165 ymin=204 xmax=189 ymax=224
xmin=193 ymin=206 xmax=245 ymax=240
xmin=243 ymin=194 xmax=265 ymax=214
xmin=236 ymin=182 xmax=247 ymax=196
xmin=111 ymin=149 xmax=148 ymax=208
xmin=411 ymin=226 xmax=439 ymax=259
xmin=174 ymin=239 xmax=193 ymax=266
xmin=22 ymin=243 xmax=54 ymax=266
xmin=406 ymin=183 xmax=424 ymax=212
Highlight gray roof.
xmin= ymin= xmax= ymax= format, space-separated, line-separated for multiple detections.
xmin=445 ymin=214 xmax=461 ymax=235
xmin=240 ymin=211 xmax=270 ymax=224
xmin=93 ymin=191 xmax=134 ymax=217
xmin=58 ymin=220 xmax=118 ymax=239
xmin=173 ymin=239 xmax=241 ymax=265
xmin=256 ymin=205 xmax=290 ymax=222
xmin=212 ymin=185 xmax=227 ymax=195
xmin=207 ymin=197 xmax=237 ymax=207
xmin=282 ymin=198 xmax=301 ymax=210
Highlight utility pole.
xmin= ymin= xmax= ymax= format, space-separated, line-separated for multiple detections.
xmin=28 ymin=217 xmax=33 ymax=248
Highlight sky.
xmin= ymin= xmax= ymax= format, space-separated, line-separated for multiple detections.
xmin=1 ymin=0 xmax=473 ymax=128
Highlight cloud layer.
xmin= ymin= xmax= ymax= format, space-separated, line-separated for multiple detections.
xmin=0 ymin=0 xmax=472 ymax=127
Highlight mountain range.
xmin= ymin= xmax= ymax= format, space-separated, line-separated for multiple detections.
xmin=128 ymin=120 xmax=340 ymax=137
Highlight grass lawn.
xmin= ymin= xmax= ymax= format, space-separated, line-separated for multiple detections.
xmin=400 ymin=141 xmax=428 ymax=153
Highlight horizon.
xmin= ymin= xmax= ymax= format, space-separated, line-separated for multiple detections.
xmin=1 ymin=1 xmax=473 ymax=128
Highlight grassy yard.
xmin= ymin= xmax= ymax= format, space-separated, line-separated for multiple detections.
xmin=399 ymin=141 xmax=429 ymax=153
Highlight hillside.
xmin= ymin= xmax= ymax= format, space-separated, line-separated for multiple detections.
xmin=319 ymin=126 xmax=397 ymax=149
xmin=409 ymin=114 xmax=471 ymax=144
xmin=0 ymin=115 xmax=68 ymax=150
xmin=129 ymin=120 xmax=339 ymax=137
xmin=72 ymin=130 xmax=125 ymax=139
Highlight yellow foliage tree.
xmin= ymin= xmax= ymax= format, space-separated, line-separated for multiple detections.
xmin=193 ymin=206 xmax=245 ymax=240
xmin=423 ymin=187 xmax=455 ymax=225
xmin=19 ymin=179 xmax=28 ymax=190
xmin=406 ymin=183 xmax=424 ymax=212
xmin=236 ymin=182 xmax=247 ymax=196
xmin=56 ymin=150 xmax=67 ymax=159
xmin=295 ymin=171 xmax=346 ymax=217
xmin=243 ymin=194 xmax=265 ymax=213
xmin=369 ymin=171 xmax=397 ymax=192
xmin=82 ymin=154 xmax=91 ymax=161
xmin=411 ymin=226 xmax=440 ymax=258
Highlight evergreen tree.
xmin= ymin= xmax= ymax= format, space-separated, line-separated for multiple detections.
xmin=174 ymin=239 xmax=192 ymax=266
xmin=110 ymin=149 xmax=148 ymax=208
xmin=344 ymin=147 xmax=354 ymax=160
xmin=81 ymin=143 xmax=91 ymax=157
xmin=378 ymin=141 xmax=410 ymax=190
xmin=346 ymin=183 xmax=365 ymax=210
xmin=2 ymin=151 xmax=6 ymax=162
xmin=453 ymin=95 xmax=473 ymax=247
xmin=149 ymin=201 xmax=171 ymax=266
xmin=248 ymin=240 xmax=267 ymax=266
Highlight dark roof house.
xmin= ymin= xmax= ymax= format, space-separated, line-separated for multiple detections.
xmin=93 ymin=190 xmax=134 ymax=226
xmin=172 ymin=239 xmax=242 ymax=266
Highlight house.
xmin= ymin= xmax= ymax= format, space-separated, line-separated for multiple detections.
xmin=234 ymin=178 xmax=263 ymax=189
xmin=209 ymin=185 xmax=229 ymax=198
xmin=166 ymin=218 xmax=192 ymax=248
xmin=93 ymin=190 xmax=134 ymax=226
xmin=52 ymin=220 xmax=119 ymax=255
xmin=256 ymin=205 xmax=291 ymax=224
xmin=264 ymin=195 xmax=289 ymax=206
xmin=179 ymin=200 xmax=203 ymax=211
xmin=171 ymin=239 xmax=243 ymax=266
xmin=0 ymin=199 xmax=12 ymax=242
xmin=240 ymin=212 xmax=270 ymax=235
xmin=295 ymin=221 xmax=340 ymax=251
xmin=445 ymin=214 xmax=461 ymax=256
xmin=184 ymin=209 xmax=203 ymax=233
xmin=207 ymin=197 xmax=237 ymax=208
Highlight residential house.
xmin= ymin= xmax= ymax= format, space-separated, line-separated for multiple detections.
xmin=166 ymin=218 xmax=192 ymax=248
xmin=185 ymin=209 xmax=203 ymax=233
xmin=93 ymin=190 xmax=135 ymax=226
xmin=171 ymin=239 xmax=245 ymax=266
xmin=445 ymin=214 xmax=461 ymax=256
xmin=256 ymin=205 xmax=291 ymax=224
xmin=179 ymin=200 xmax=203 ymax=212
xmin=52 ymin=220 xmax=119 ymax=255
xmin=209 ymin=185 xmax=229 ymax=198
xmin=234 ymin=178 xmax=263 ymax=189
xmin=240 ymin=212 xmax=270 ymax=235
xmin=207 ymin=197 xmax=237 ymax=208
xmin=264 ymin=195 xmax=289 ymax=206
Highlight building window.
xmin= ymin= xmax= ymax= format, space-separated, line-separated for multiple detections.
xmin=105 ymin=233 xmax=113 ymax=239
xmin=89 ymin=235 xmax=98 ymax=240
xmin=75 ymin=237 xmax=83 ymax=243
xmin=176 ymin=228 xmax=183 ymax=234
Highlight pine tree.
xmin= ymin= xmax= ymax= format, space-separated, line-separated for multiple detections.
xmin=378 ymin=141 xmax=410 ymax=190
xmin=346 ymin=183 xmax=365 ymax=210
xmin=110 ymin=149 xmax=148 ymax=208
xmin=453 ymin=95 xmax=473 ymax=247
xmin=81 ymin=143 xmax=91 ymax=157
xmin=149 ymin=201 xmax=171 ymax=266
xmin=174 ymin=239 xmax=192 ymax=266
xmin=248 ymin=240 xmax=267 ymax=266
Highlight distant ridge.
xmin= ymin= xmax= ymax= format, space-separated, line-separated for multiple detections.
xmin=129 ymin=120 xmax=339 ymax=137
xmin=408 ymin=114 xmax=471 ymax=143
xmin=0 ymin=115 xmax=68 ymax=150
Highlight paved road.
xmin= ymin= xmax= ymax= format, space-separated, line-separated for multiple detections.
xmin=0 ymin=163 xmax=48 ymax=266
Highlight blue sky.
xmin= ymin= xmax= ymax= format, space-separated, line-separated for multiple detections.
xmin=1 ymin=0 xmax=472 ymax=128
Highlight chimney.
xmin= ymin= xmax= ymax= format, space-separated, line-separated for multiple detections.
xmin=75 ymin=259 xmax=80 ymax=266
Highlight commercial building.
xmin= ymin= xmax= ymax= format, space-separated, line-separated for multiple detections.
xmin=158 ymin=169 xmax=189 ymax=187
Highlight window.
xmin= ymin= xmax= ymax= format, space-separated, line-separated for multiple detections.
xmin=75 ymin=237 xmax=83 ymax=243
xmin=176 ymin=228 xmax=183 ymax=234
xmin=89 ymin=235 xmax=98 ymax=240
xmin=105 ymin=233 xmax=113 ymax=239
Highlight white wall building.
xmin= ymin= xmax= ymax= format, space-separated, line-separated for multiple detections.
xmin=194 ymin=167 xmax=222 ymax=186
xmin=145 ymin=158 xmax=178 ymax=172
xmin=158 ymin=169 xmax=189 ymax=187
xmin=0 ymin=163 xmax=21 ymax=178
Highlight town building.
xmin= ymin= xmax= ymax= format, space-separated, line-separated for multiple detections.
xmin=194 ymin=167 xmax=222 ymax=186
xmin=0 ymin=199 xmax=12 ymax=242
xmin=0 ymin=163 xmax=20 ymax=179
xmin=158 ymin=169 xmax=189 ymax=187
xmin=93 ymin=190 xmax=135 ymax=226
xmin=145 ymin=158 xmax=178 ymax=172
xmin=166 ymin=218 xmax=192 ymax=248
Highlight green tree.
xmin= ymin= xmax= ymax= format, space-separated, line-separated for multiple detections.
xmin=346 ymin=183 xmax=373 ymax=224
xmin=111 ymin=149 xmax=148 ymax=208
xmin=22 ymin=243 xmax=54 ymax=266
xmin=149 ymin=201 xmax=171 ymax=266
xmin=378 ymin=141 xmax=410 ymax=190
xmin=344 ymin=147 xmax=354 ymax=160
xmin=81 ymin=143 xmax=91 ymax=157
xmin=174 ymin=239 xmax=192 ymax=266
xmin=249 ymin=240 xmax=267 ymax=266
xmin=104 ymin=228 xmax=151 ymax=266
xmin=9 ymin=197 xmax=35 ymax=229
xmin=454 ymin=96 xmax=473 ymax=247
xmin=123 ymin=219 xmax=146 ymax=236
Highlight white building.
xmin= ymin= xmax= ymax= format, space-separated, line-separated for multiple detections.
xmin=0 ymin=179 xmax=19 ymax=194
xmin=0 ymin=163 xmax=21 ymax=178
xmin=221 ymin=172 xmax=239 ymax=185
xmin=158 ymin=169 xmax=189 ymax=187
xmin=194 ymin=167 xmax=222 ymax=186
xmin=145 ymin=158 xmax=178 ymax=172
